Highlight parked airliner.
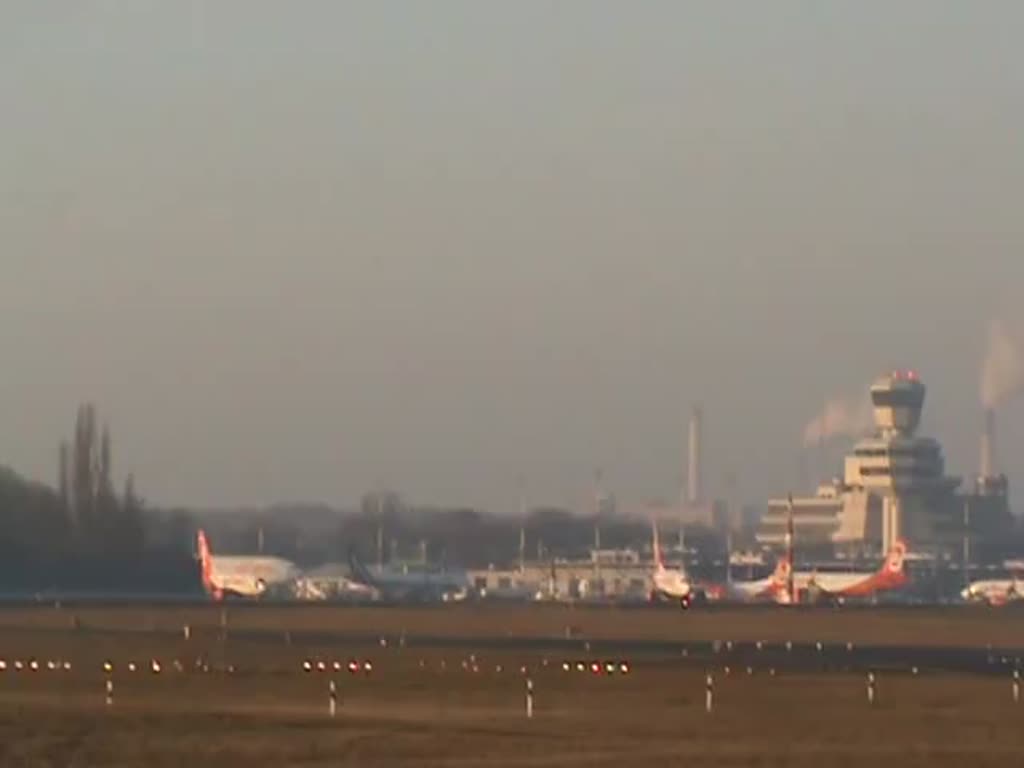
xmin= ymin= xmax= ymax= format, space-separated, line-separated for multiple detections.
xmin=961 ymin=576 xmax=1023 ymax=606
xmin=791 ymin=540 xmax=908 ymax=602
xmin=649 ymin=521 xmax=699 ymax=608
xmin=197 ymin=530 xmax=301 ymax=600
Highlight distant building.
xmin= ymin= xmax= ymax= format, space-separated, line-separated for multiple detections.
xmin=632 ymin=499 xmax=729 ymax=532
xmin=468 ymin=553 xmax=651 ymax=601
xmin=758 ymin=372 xmax=1013 ymax=559
xmin=596 ymin=491 xmax=617 ymax=517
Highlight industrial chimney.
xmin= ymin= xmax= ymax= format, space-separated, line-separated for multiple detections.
xmin=980 ymin=407 xmax=996 ymax=478
xmin=687 ymin=406 xmax=703 ymax=505
xmin=58 ymin=441 xmax=71 ymax=519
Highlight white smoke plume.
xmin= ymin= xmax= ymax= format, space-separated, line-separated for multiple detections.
xmin=981 ymin=319 xmax=1024 ymax=409
xmin=802 ymin=395 xmax=872 ymax=446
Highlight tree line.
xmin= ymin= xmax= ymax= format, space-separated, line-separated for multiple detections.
xmin=0 ymin=405 xmax=200 ymax=593
xmin=0 ymin=405 xmax=733 ymax=592
xmin=206 ymin=491 xmax=729 ymax=574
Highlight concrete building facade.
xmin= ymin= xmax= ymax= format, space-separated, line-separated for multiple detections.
xmin=758 ymin=372 xmax=1013 ymax=559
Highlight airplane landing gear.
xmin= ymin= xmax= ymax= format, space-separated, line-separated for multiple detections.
xmin=681 ymin=590 xmax=707 ymax=610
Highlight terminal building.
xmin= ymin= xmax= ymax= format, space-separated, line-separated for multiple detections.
xmin=758 ymin=372 xmax=1013 ymax=560
xmin=467 ymin=549 xmax=651 ymax=601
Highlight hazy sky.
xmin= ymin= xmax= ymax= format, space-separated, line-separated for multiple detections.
xmin=2 ymin=2 xmax=1024 ymax=513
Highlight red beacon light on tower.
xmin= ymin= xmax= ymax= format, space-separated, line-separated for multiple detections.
xmin=890 ymin=369 xmax=918 ymax=381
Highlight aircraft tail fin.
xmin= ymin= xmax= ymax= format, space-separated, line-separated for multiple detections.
xmin=196 ymin=529 xmax=221 ymax=600
xmin=651 ymin=519 xmax=664 ymax=572
xmin=770 ymin=556 xmax=793 ymax=602
xmin=348 ymin=548 xmax=377 ymax=587
xmin=771 ymin=556 xmax=792 ymax=586
xmin=882 ymin=539 xmax=907 ymax=578
xmin=846 ymin=539 xmax=909 ymax=596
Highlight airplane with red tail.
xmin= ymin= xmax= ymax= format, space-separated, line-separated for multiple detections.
xmin=788 ymin=540 xmax=908 ymax=603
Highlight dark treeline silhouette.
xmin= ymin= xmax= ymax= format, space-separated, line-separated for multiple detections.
xmin=200 ymin=491 xmax=725 ymax=572
xmin=0 ymin=404 xmax=737 ymax=591
xmin=0 ymin=405 xmax=201 ymax=594
xmin=196 ymin=488 xmax=739 ymax=574
xmin=332 ymin=493 xmax=733 ymax=571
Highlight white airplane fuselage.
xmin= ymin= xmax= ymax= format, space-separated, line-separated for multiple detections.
xmin=207 ymin=555 xmax=301 ymax=598
xmin=197 ymin=530 xmax=300 ymax=599
xmin=962 ymin=578 xmax=1022 ymax=606
xmin=792 ymin=541 xmax=908 ymax=600
xmin=649 ymin=520 xmax=694 ymax=604
xmin=712 ymin=575 xmax=781 ymax=602
xmin=652 ymin=566 xmax=692 ymax=600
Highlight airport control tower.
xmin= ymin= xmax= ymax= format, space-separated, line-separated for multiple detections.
xmin=761 ymin=371 xmax=1014 ymax=557
xmin=762 ymin=372 xmax=961 ymax=555
xmin=853 ymin=372 xmax=950 ymax=552
xmin=869 ymin=371 xmax=925 ymax=438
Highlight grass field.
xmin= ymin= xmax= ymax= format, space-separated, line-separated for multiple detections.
xmin=2 ymin=601 xmax=1024 ymax=648
xmin=0 ymin=604 xmax=1020 ymax=766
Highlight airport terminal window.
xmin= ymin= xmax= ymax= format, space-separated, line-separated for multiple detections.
xmin=856 ymin=447 xmax=939 ymax=459
xmin=860 ymin=467 xmax=891 ymax=476
xmin=871 ymin=390 xmax=923 ymax=408
xmin=861 ymin=466 xmax=937 ymax=478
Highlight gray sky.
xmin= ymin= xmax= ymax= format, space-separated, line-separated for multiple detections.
xmin=2 ymin=2 xmax=1024 ymax=513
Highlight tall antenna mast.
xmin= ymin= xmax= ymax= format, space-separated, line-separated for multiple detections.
xmin=786 ymin=493 xmax=796 ymax=605
xmin=518 ymin=473 xmax=527 ymax=573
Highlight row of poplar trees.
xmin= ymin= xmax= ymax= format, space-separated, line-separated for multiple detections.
xmin=0 ymin=403 xmax=198 ymax=592
xmin=58 ymin=403 xmax=144 ymax=557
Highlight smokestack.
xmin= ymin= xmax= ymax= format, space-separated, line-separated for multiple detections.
xmin=980 ymin=407 xmax=996 ymax=478
xmin=58 ymin=441 xmax=71 ymax=520
xmin=687 ymin=406 xmax=702 ymax=505
xmin=786 ymin=494 xmax=796 ymax=605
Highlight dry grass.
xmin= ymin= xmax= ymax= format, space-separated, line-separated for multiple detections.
xmin=0 ymin=654 xmax=1020 ymax=767
xmin=0 ymin=604 xmax=1020 ymax=766
xmin=2 ymin=602 xmax=1024 ymax=648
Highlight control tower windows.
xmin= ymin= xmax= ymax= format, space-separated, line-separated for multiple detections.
xmin=871 ymin=390 xmax=924 ymax=409
xmin=860 ymin=466 xmax=940 ymax=479
xmin=854 ymin=446 xmax=940 ymax=460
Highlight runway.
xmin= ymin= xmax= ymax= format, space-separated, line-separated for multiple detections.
xmin=0 ymin=603 xmax=1020 ymax=766
xmin=0 ymin=619 xmax=1018 ymax=678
